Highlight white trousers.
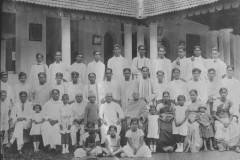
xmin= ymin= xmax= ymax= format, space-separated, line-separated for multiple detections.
xmin=71 ymin=124 xmax=85 ymax=146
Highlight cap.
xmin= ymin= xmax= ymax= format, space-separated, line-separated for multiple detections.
xmin=88 ymin=90 xmax=96 ymax=98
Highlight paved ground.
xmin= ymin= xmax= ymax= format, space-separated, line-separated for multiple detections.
xmin=3 ymin=149 xmax=240 ymax=160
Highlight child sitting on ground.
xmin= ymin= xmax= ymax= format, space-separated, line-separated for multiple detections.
xmin=121 ymin=118 xmax=151 ymax=158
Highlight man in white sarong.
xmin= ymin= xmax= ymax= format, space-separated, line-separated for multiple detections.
xmin=205 ymin=47 xmax=227 ymax=81
xmin=187 ymin=68 xmax=208 ymax=103
xmin=49 ymin=51 xmax=70 ymax=85
xmin=151 ymin=46 xmax=172 ymax=82
xmin=107 ymin=44 xmax=129 ymax=82
xmin=99 ymin=93 xmax=124 ymax=144
xmin=31 ymin=72 xmax=50 ymax=106
xmin=189 ymin=45 xmax=208 ymax=81
xmin=132 ymin=45 xmax=150 ymax=80
xmin=29 ymin=53 xmax=49 ymax=87
xmin=71 ymin=93 xmax=87 ymax=146
xmin=10 ymin=91 xmax=32 ymax=154
xmin=98 ymin=68 xmax=121 ymax=104
xmin=151 ymin=70 xmax=169 ymax=102
xmin=50 ymin=72 xmax=66 ymax=99
xmin=172 ymin=46 xmax=192 ymax=81
xmin=41 ymin=89 xmax=61 ymax=150
xmin=222 ymin=66 xmax=240 ymax=116
xmin=137 ymin=67 xmax=153 ymax=103
xmin=168 ymin=68 xmax=188 ymax=101
xmin=84 ymin=73 xmax=99 ymax=104
xmin=65 ymin=71 xmax=85 ymax=103
xmin=0 ymin=72 xmax=14 ymax=103
xmin=71 ymin=53 xmax=87 ymax=84
xmin=120 ymin=68 xmax=137 ymax=113
xmin=0 ymin=90 xmax=13 ymax=146
xmin=13 ymin=72 xmax=31 ymax=102
xmin=87 ymin=51 xmax=105 ymax=84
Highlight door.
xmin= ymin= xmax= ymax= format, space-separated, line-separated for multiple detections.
xmin=104 ymin=32 xmax=114 ymax=65
xmin=186 ymin=34 xmax=200 ymax=57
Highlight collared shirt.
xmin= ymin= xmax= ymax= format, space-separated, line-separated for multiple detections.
xmin=87 ymin=60 xmax=105 ymax=83
xmin=71 ymin=62 xmax=87 ymax=84
xmin=11 ymin=101 xmax=33 ymax=122
xmin=42 ymin=99 xmax=61 ymax=121
xmin=151 ymin=57 xmax=172 ymax=82
xmin=49 ymin=61 xmax=70 ymax=84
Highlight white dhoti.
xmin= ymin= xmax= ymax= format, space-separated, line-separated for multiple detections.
xmin=41 ymin=122 xmax=61 ymax=148
xmin=122 ymin=144 xmax=151 ymax=157
xmin=11 ymin=120 xmax=31 ymax=150
xmin=71 ymin=124 xmax=85 ymax=146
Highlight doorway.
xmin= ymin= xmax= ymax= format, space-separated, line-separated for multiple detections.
xmin=104 ymin=32 xmax=114 ymax=65
xmin=46 ymin=17 xmax=61 ymax=65
xmin=186 ymin=34 xmax=200 ymax=57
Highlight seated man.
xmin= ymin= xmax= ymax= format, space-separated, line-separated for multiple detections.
xmin=99 ymin=93 xmax=124 ymax=144
xmin=10 ymin=91 xmax=32 ymax=154
xmin=41 ymin=89 xmax=62 ymax=151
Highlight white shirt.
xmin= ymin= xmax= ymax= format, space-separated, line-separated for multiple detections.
xmin=132 ymin=57 xmax=150 ymax=78
xmin=49 ymin=61 xmax=70 ymax=85
xmin=29 ymin=63 xmax=49 ymax=86
xmin=172 ymin=57 xmax=192 ymax=81
xmin=99 ymin=102 xmax=124 ymax=125
xmin=87 ymin=60 xmax=105 ymax=83
xmin=65 ymin=82 xmax=85 ymax=102
xmin=187 ymin=79 xmax=208 ymax=103
xmin=151 ymin=57 xmax=172 ymax=82
xmin=0 ymin=99 xmax=12 ymax=130
xmin=1 ymin=81 xmax=14 ymax=102
xmin=11 ymin=101 xmax=33 ymax=123
xmin=71 ymin=100 xmax=87 ymax=120
xmin=205 ymin=58 xmax=227 ymax=80
xmin=151 ymin=80 xmax=169 ymax=100
xmin=31 ymin=82 xmax=50 ymax=106
xmin=189 ymin=56 xmax=208 ymax=80
xmin=168 ymin=79 xmax=188 ymax=101
xmin=98 ymin=80 xmax=121 ymax=101
xmin=14 ymin=82 xmax=31 ymax=102
xmin=107 ymin=55 xmax=129 ymax=82
xmin=42 ymin=99 xmax=61 ymax=121
xmin=50 ymin=82 xmax=66 ymax=99
xmin=71 ymin=62 xmax=87 ymax=84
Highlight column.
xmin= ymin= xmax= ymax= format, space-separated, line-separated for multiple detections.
xmin=1 ymin=40 xmax=6 ymax=71
xmin=124 ymin=23 xmax=132 ymax=61
xmin=149 ymin=23 xmax=158 ymax=60
xmin=61 ymin=17 xmax=71 ymax=65
xmin=235 ymin=35 xmax=240 ymax=79
xmin=219 ymin=28 xmax=233 ymax=65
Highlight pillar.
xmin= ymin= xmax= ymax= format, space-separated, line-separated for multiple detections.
xmin=206 ymin=30 xmax=219 ymax=58
xmin=1 ymin=40 xmax=6 ymax=71
xmin=124 ymin=23 xmax=132 ymax=61
xmin=235 ymin=35 xmax=240 ymax=79
xmin=149 ymin=23 xmax=158 ymax=60
xmin=61 ymin=17 xmax=71 ymax=65
xmin=219 ymin=28 xmax=233 ymax=65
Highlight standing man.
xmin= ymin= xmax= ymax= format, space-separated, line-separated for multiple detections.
xmin=189 ymin=45 xmax=207 ymax=80
xmin=31 ymin=72 xmax=50 ymax=106
xmin=99 ymin=93 xmax=124 ymax=144
xmin=48 ymin=51 xmax=70 ymax=85
xmin=151 ymin=46 xmax=172 ymax=82
xmin=87 ymin=51 xmax=105 ymax=84
xmin=84 ymin=73 xmax=99 ymax=104
xmin=29 ymin=53 xmax=49 ymax=87
xmin=172 ymin=46 xmax=192 ymax=81
xmin=107 ymin=44 xmax=129 ymax=82
xmin=205 ymin=47 xmax=227 ymax=80
xmin=71 ymin=53 xmax=87 ymax=84
xmin=132 ymin=45 xmax=150 ymax=79
xmin=14 ymin=72 xmax=31 ymax=102
xmin=0 ymin=72 xmax=14 ymax=103
xmin=41 ymin=89 xmax=62 ymax=151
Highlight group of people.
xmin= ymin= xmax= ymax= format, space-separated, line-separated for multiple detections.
xmin=1 ymin=42 xmax=240 ymax=158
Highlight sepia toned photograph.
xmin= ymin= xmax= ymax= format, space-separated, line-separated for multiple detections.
xmin=1 ymin=0 xmax=240 ymax=160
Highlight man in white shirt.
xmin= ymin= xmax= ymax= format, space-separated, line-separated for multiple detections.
xmin=87 ymin=51 xmax=105 ymax=84
xmin=222 ymin=66 xmax=240 ymax=116
xmin=66 ymin=71 xmax=85 ymax=103
xmin=172 ymin=46 xmax=192 ymax=81
xmin=99 ymin=93 xmax=124 ymax=144
xmin=49 ymin=51 xmax=70 ymax=85
xmin=0 ymin=72 xmax=14 ymax=103
xmin=107 ymin=44 xmax=129 ymax=82
xmin=50 ymin=72 xmax=66 ymax=99
xmin=205 ymin=47 xmax=227 ymax=81
xmin=132 ymin=45 xmax=150 ymax=80
xmin=98 ymin=68 xmax=121 ymax=104
xmin=31 ymin=72 xmax=50 ymax=106
xmin=71 ymin=93 xmax=87 ymax=147
xmin=10 ymin=91 xmax=32 ymax=154
xmin=189 ymin=45 xmax=208 ymax=80
xmin=71 ymin=53 xmax=87 ymax=84
xmin=120 ymin=68 xmax=137 ymax=113
xmin=151 ymin=46 xmax=172 ymax=82
xmin=187 ymin=68 xmax=208 ymax=103
xmin=29 ymin=53 xmax=49 ymax=87
xmin=84 ymin=73 xmax=99 ymax=104
xmin=14 ymin=72 xmax=31 ymax=102
xmin=168 ymin=68 xmax=188 ymax=101
xmin=41 ymin=89 xmax=62 ymax=150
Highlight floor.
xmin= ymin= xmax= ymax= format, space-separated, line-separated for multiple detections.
xmin=3 ymin=151 xmax=240 ymax=160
